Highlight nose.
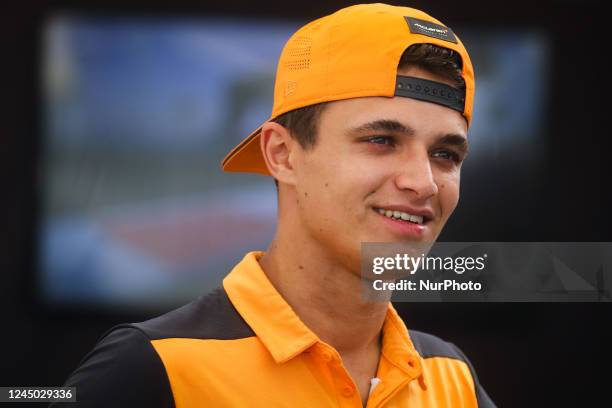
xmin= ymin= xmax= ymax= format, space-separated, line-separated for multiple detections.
xmin=394 ymin=149 xmax=439 ymax=199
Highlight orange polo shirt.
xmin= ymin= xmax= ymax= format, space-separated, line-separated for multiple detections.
xmin=57 ymin=251 xmax=495 ymax=407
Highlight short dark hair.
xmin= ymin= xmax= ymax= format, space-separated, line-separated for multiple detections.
xmin=271 ymin=43 xmax=465 ymax=188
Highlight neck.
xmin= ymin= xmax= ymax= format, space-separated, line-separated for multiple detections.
xmin=258 ymin=226 xmax=389 ymax=354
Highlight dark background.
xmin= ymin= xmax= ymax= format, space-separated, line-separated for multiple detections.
xmin=2 ymin=0 xmax=609 ymax=406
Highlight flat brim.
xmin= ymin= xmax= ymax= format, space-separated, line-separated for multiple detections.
xmin=221 ymin=122 xmax=271 ymax=176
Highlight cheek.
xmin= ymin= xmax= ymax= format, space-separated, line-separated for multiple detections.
xmin=299 ymin=152 xmax=383 ymax=226
xmin=334 ymin=156 xmax=390 ymax=216
xmin=438 ymin=174 xmax=460 ymax=218
xmin=297 ymin=154 xmax=347 ymax=222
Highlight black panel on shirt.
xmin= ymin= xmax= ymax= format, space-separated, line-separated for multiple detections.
xmin=409 ymin=329 xmax=464 ymax=359
xmin=409 ymin=330 xmax=497 ymax=408
xmin=49 ymin=326 xmax=174 ymax=408
xmin=52 ymin=287 xmax=255 ymax=408
xmin=134 ymin=287 xmax=256 ymax=340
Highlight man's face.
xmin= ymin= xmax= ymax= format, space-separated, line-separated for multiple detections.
xmin=291 ymin=67 xmax=468 ymax=267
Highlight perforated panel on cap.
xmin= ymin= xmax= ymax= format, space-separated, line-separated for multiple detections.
xmin=284 ymin=36 xmax=312 ymax=71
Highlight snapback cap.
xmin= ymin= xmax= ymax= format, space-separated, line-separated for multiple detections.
xmin=221 ymin=3 xmax=475 ymax=176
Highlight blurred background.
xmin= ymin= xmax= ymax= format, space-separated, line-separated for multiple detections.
xmin=1 ymin=0 xmax=609 ymax=406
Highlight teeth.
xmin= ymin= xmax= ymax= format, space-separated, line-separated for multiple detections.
xmin=409 ymin=214 xmax=422 ymax=223
xmin=376 ymin=208 xmax=425 ymax=224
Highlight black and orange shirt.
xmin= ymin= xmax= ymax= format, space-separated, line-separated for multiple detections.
xmin=58 ymin=252 xmax=496 ymax=407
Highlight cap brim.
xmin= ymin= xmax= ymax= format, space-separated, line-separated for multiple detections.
xmin=221 ymin=122 xmax=271 ymax=176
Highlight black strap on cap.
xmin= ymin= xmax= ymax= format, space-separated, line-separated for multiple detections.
xmin=395 ymin=75 xmax=465 ymax=113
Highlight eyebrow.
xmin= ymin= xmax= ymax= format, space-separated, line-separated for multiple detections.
xmin=348 ymin=119 xmax=415 ymax=135
xmin=347 ymin=119 xmax=469 ymax=155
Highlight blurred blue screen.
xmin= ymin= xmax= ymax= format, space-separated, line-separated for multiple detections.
xmin=40 ymin=15 xmax=549 ymax=310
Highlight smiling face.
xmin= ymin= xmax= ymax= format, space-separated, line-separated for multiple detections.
xmin=265 ymin=66 xmax=468 ymax=271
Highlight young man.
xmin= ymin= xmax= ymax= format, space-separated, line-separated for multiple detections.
xmin=56 ymin=4 xmax=495 ymax=407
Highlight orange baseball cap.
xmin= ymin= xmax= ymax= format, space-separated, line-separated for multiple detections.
xmin=221 ymin=3 xmax=475 ymax=176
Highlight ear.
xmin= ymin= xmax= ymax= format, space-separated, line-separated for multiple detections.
xmin=260 ymin=122 xmax=299 ymax=185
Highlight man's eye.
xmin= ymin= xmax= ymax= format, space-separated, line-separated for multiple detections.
xmin=367 ymin=136 xmax=395 ymax=146
xmin=432 ymin=150 xmax=462 ymax=163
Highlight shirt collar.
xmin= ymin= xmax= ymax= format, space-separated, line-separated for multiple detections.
xmin=383 ymin=303 xmax=428 ymax=390
xmin=223 ymin=251 xmax=318 ymax=363
xmin=223 ymin=251 xmax=427 ymax=389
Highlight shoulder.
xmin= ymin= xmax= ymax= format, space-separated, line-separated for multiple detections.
xmin=58 ymin=288 xmax=254 ymax=407
xmin=57 ymin=325 xmax=174 ymax=407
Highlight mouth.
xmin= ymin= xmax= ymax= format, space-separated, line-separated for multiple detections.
xmin=372 ymin=206 xmax=433 ymax=239
xmin=372 ymin=207 xmax=431 ymax=225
